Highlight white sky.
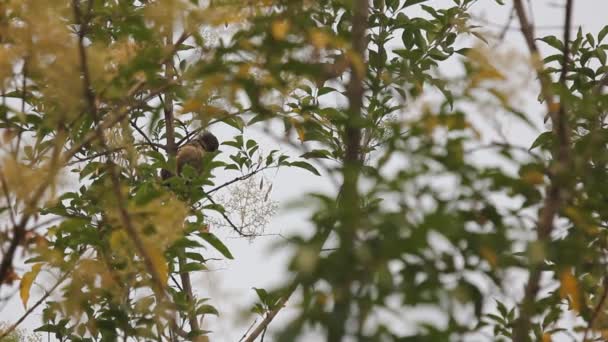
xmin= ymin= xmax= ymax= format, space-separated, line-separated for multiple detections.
xmin=2 ymin=1 xmax=608 ymax=341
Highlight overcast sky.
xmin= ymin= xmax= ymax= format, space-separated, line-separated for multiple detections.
xmin=2 ymin=1 xmax=608 ymax=341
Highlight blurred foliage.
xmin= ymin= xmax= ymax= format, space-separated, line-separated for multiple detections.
xmin=0 ymin=0 xmax=607 ymax=341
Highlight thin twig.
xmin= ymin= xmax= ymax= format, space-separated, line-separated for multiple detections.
xmin=206 ymin=166 xmax=272 ymax=195
xmin=238 ymin=318 xmax=258 ymax=342
xmin=205 ymin=195 xmax=257 ymax=238
xmin=129 ymin=119 xmax=164 ymax=151
xmin=0 ymin=171 xmax=17 ymax=227
xmin=162 ymin=28 xmax=201 ymax=336
xmin=0 ymin=269 xmax=71 ymax=340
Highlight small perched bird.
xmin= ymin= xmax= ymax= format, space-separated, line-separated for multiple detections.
xmin=161 ymin=131 xmax=219 ymax=180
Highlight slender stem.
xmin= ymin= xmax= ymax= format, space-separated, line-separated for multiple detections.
xmin=242 ymin=280 xmax=299 ymax=342
xmin=0 ymin=270 xmax=72 ymax=340
xmin=328 ymin=0 xmax=368 ymax=340
xmin=162 ymin=28 xmax=201 ymax=334
xmin=511 ymin=1 xmax=573 ymax=341
xmin=583 ymin=276 xmax=608 ymax=341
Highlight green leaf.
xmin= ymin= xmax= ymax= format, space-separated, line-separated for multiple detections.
xmin=181 ymin=262 xmax=208 ymax=272
xmin=538 ymin=36 xmax=564 ymax=51
xmin=201 ymin=233 xmax=234 ymax=259
xmin=300 ymin=149 xmax=332 ymax=159
xmin=196 ymin=304 xmax=219 ymax=316
xmin=596 ymin=47 xmax=607 ymax=65
xmin=598 ymin=25 xmax=608 ymax=43
xmin=529 ymin=131 xmax=553 ymax=151
xmin=253 ymin=287 xmax=269 ymax=302
xmin=403 ymin=0 xmax=428 ymax=8
xmin=318 ymin=87 xmax=337 ymax=96
xmin=288 ymin=161 xmax=320 ymax=176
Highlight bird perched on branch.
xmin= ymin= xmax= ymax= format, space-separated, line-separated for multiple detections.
xmin=161 ymin=131 xmax=219 ymax=180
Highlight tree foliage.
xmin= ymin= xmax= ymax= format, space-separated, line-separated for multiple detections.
xmin=0 ymin=0 xmax=608 ymax=341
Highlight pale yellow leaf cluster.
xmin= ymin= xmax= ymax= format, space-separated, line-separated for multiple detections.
xmin=186 ymin=0 xmax=278 ymax=29
xmin=144 ymin=0 xmax=187 ymax=34
xmin=0 ymin=156 xmax=57 ymax=204
xmin=104 ymin=120 xmax=139 ymax=170
xmin=271 ymin=19 xmax=290 ymax=41
xmin=106 ymin=194 xmax=189 ymax=284
xmin=2 ymin=0 xmax=83 ymax=122
xmin=465 ymin=44 xmax=537 ymax=109
xmin=88 ymin=40 xmax=141 ymax=90
xmin=61 ymin=258 xmax=122 ymax=321
xmin=467 ymin=47 xmax=507 ymax=89
xmin=107 ymin=194 xmax=189 ymax=249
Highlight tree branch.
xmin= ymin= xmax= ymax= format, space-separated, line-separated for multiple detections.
xmin=129 ymin=119 xmax=165 ymax=152
xmin=511 ymin=1 xmax=573 ymax=340
xmin=206 ymin=166 xmax=272 ymax=195
xmin=242 ymin=280 xmax=299 ymax=342
xmin=69 ymin=7 xmax=195 ymax=340
xmin=0 ymin=17 xmax=187 ymax=287
xmin=162 ymin=28 xmax=201 ymax=335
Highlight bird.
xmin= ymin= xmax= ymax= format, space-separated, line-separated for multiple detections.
xmin=161 ymin=131 xmax=219 ymax=180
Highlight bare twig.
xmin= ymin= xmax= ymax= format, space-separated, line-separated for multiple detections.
xmin=206 ymin=166 xmax=273 ymax=195
xmin=497 ymin=7 xmax=515 ymax=43
xmin=130 ymin=119 xmax=165 ymax=151
xmin=238 ymin=318 xmax=258 ymax=342
xmin=205 ymin=195 xmax=257 ymax=238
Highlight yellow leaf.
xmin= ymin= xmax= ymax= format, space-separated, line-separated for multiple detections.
xmin=271 ymin=19 xmax=290 ymax=40
xmin=181 ymin=99 xmax=202 ymax=114
xmin=479 ymin=247 xmax=497 ymax=268
xmin=20 ymin=263 xmax=42 ymax=308
xmin=542 ymin=332 xmax=552 ymax=342
xmin=238 ymin=63 xmax=252 ymax=78
xmin=549 ymin=101 xmax=561 ymax=114
xmin=521 ymin=170 xmax=545 ymax=185
xmin=310 ymin=29 xmax=331 ymax=49
xmin=296 ymin=125 xmax=305 ymax=142
xmin=559 ymin=268 xmax=580 ymax=312
xmin=110 ymin=230 xmax=128 ymax=250
xmin=146 ymin=244 xmax=168 ymax=285
xmin=347 ymin=50 xmax=365 ymax=78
